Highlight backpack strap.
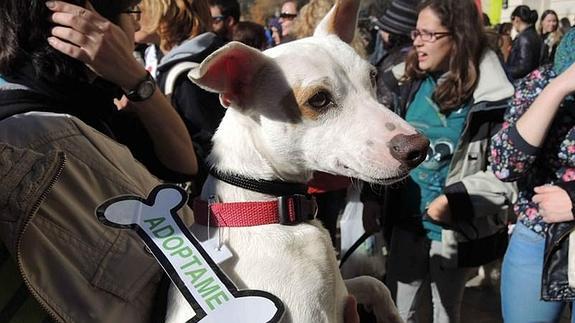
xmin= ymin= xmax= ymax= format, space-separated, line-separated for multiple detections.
xmin=162 ymin=61 xmax=200 ymax=97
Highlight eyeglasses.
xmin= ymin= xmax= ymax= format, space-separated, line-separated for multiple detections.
xmin=279 ymin=12 xmax=297 ymax=19
xmin=410 ymin=29 xmax=452 ymax=42
xmin=212 ymin=15 xmax=227 ymax=22
xmin=122 ymin=5 xmax=141 ymax=20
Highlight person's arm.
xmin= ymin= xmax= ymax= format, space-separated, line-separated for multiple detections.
xmin=427 ymin=171 xmax=517 ymax=226
xmin=432 ymin=64 xmax=575 ymax=224
xmin=45 ymin=0 xmax=197 ymax=175
xmin=490 ymin=66 xmax=564 ymax=182
xmin=515 ymin=63 xmax=575 ymax=147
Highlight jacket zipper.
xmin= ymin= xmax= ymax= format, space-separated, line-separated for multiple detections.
xmin=15 ymin=152 xmax=66 ymax=323
xmin=544 ymin=227 xmax=574 ymax=266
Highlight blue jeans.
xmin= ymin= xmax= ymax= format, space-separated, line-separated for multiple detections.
xmin=501 ymin=222 xmax=574 ymax=322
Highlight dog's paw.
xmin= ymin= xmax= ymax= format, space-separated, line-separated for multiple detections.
xmin=344 ymin=276 xmax=403 ymax=323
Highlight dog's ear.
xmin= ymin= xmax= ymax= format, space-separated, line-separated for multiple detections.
xmin=313 ymin=0 xmax=360 ymax=44
xmin=188 ymin=41 xmax=271 ymax=108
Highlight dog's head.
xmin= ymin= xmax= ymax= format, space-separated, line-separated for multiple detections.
xmin=189 ymin=0 xmax=428 ymax=184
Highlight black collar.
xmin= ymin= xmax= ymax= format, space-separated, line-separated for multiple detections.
xmin=209 ymin=168 xmax=308 ymax=196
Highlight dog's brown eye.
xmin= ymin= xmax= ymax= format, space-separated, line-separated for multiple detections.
xmin=370 ymin=70 xmax=377 ymax=88
xmin=308 ymin=91 xmax=332 ymax=109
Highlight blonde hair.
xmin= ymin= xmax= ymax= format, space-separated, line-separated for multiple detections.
xmin=141 ymin=0 xmax=212 ymax=52
xmin=289 ymin=0 xmax=367 ymax=57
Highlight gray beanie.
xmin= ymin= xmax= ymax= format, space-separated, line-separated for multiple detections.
xmin=378 ymin=0 xmax=419 ymax=37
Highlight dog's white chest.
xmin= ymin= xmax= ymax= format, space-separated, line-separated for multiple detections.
xmin=167 ymin=221 xmax=347 ymax=323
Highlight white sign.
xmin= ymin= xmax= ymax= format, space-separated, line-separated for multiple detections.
xmin=96 ymin=185 xmax=284 ymax=323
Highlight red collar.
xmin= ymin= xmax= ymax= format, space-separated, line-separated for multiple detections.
xmin=193 ymin=195 xmax=317 ymax=227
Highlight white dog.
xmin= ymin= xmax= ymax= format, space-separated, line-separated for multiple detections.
xmin=165 ymin=0 xmax=428 ymax=321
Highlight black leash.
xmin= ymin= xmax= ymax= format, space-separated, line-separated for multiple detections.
xmin=339 ymin=231 xmax=374 ymax=268
xmin=209 ymin=168 xmax=308 ymax=196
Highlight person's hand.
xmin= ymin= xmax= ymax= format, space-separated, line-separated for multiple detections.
xmin=426 ymin=194 xmax=452 ymax=224
xmin=45 ymin=0 xmax=145 ymax=91
xmin=362 ymin=200 xmax=381 ymax=234
xmin=344 ymin=295 xmax=360 ymax=323
xmin=533 ymin=185 xmax=574 ymax=223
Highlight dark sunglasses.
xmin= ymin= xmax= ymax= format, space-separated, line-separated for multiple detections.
xmin=279 ymin=12 xmax=297 ymax=19
xmin=122 ymin=5 xmax=142 ymax=20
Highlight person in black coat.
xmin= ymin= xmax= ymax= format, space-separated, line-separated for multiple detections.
xmin=506 ymin=5 xmax=541 ymax=80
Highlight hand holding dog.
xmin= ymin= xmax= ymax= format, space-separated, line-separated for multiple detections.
xmin=344 ymin=296 xmax=360 ymax=323
xmin=533 ymin=185 xmax=574 ymax=223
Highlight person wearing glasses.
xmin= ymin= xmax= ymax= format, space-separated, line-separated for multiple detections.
xmin=0 ymin=0 xmax=198 ymax=321
xmin=209 ymin=0 xmax=240 ymax=41
xmin=278 ymin=0 xmax=298 ymax=42
xmin=506 ymin=5 xmax=541 ymax=81
xmin=371 ymin=0 xmax=516 ymax=322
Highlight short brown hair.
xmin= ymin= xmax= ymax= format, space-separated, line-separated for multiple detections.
xmin=232 ymin=21 xmax=267 ymax=50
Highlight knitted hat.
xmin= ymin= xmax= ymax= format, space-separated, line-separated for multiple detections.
xmin=378 ymin=0 xmax=419 ymax=37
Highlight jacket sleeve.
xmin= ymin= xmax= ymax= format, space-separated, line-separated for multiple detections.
xmin=506 ymin=34 xmax=540 ymax=80
xmin=556 ymin=181 xmax=575 ymax=216
xmin=107 ymin=109 xmax=194 ymax=182
xmin=489 ymin=67 xmax=554 ymax=182
xmin=445 ymin=171 xmax=517 ymax=226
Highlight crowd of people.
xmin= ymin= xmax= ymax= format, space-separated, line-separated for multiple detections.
xmin=363 ymin=1 xmax=575 ymax=322
xmin=0 ymin=0 xmax=574 ymax=322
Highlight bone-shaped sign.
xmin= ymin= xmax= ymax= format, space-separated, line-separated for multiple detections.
xmin=96 ymin=184 xmax=284 ymax=323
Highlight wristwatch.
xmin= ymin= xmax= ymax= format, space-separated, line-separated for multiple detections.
xmin=125 ymin=72 xmax=156 ymax=102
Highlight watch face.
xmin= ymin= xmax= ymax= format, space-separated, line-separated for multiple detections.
xmin=137 ymin=80 xmax=156 ymax=100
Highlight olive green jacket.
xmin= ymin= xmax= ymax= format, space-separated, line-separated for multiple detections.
xmin=0 ymin=113 xmax=194 ymax=322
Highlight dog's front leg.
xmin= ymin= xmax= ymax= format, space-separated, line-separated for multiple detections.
xmin=345 ymin=276 xmax=403 ymax=323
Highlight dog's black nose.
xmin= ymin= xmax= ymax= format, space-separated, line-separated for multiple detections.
xmin=389 ymin=133 xmax=430 ymax=168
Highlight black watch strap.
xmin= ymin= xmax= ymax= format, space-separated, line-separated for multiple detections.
xmin=125 ymin=72 xmax=156 ymax=102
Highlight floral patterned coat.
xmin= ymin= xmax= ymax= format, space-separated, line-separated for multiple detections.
xmin=490 ymin=65 xmax=575 ymax=236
